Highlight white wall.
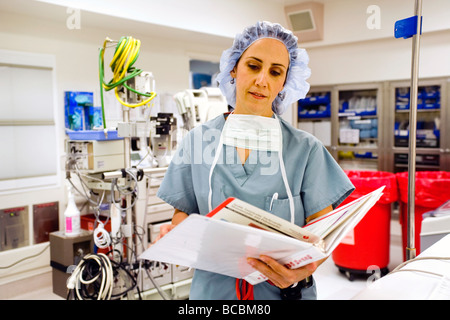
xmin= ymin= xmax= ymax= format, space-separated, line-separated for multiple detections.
xmin=302 ymin=0 xmax=450 ymax=85
xmin=305 ymin=30 xmax=450 ymax=86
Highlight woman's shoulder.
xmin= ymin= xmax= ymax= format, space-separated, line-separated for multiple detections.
xmin=279 ymin=117 xmax=322 ymax=149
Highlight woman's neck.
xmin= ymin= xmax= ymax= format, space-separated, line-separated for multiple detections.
xmin=232 ymin=105 xmax=274 ymax=118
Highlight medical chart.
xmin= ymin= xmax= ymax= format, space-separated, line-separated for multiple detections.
xmin=140 ymin=186 xmax=384 ymax=285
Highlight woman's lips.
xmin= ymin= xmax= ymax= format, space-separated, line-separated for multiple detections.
xmin=249 ymin=91 xmax=266 ymax=99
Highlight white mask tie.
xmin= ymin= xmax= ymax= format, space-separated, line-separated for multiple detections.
xmin=208 ymin=114 xmax=295 ymax=224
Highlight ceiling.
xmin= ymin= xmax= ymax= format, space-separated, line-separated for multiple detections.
xmin=0 ymin=0 xmax=233 ymax=47
xmin=0 ymin=0 xmax=336 ymax=47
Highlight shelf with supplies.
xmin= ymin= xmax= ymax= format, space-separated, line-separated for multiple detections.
xmin=395 ymin=85 xmax=441 ymax=111
xmin=338 ymin=88 xmax=379 ymax=147
xmin=387 ymin=78 xmax=450 ymax=172
xmin=335 ymin=84 xmax=383 ymax=171
xmin=393 ymin=152 xmax=441 ymax=173
xmin=297 ymin=89 xmax=333 ymax=147
xmin=298 ymin=91 xmax=331 ymax=119
xmin=394 ymin=83 xmax=441 ymax=149
xmin=295 ymin=79 xmax=450 ymax=173
xmin=295 ymin=83 xmax=384 ymax=171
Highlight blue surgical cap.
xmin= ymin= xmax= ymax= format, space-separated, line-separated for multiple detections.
xmin=216 ymin=21 xmax=311 ymax=115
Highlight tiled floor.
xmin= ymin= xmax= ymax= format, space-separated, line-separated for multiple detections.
xmin=7 ymin=220 xmax=404 ymax=300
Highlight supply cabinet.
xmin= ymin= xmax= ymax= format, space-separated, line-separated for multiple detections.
xmin=296 ymin=78 xmax=450 ymax=173
xmin=334 ymin=83 xmax=384 ymax=171
xmin=386 ymin=79 xmax=450 ymax=173
xmin=297 ymin=86 xmax=333 ymax=148
xmin=297 ymin=82 xmax=386 ymax=171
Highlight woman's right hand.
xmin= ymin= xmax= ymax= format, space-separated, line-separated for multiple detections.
xmin=153 ymin=223 xmax=176 ymax=243
xmin=151 ymin=209 xmax=189 ymax=245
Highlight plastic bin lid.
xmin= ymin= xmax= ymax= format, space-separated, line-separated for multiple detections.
xmin=345 ymin=170 xmax=398 ymax=204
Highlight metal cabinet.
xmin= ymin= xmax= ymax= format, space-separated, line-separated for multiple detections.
xmin=332 ymin=82 xmax=385 ymax=171
xmin=296 ymin=78 xmax=450 ymax=173
xmin=386 ymin=78 xmax=450 ymax=173
xmin=297 ymin=86 xmax=333 ymax=148
xmin=297 ymin=82 xmax=386 ymax=171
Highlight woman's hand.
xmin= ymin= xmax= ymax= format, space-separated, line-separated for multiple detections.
xmin=153 ymin=223 xmax=177 ymax=243
xmin=150 ymin=209 xmax=189 ymax=245
xmin=247 ymin=255 xmax=326 ymax=289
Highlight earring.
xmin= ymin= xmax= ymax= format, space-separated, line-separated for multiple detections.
xmin=278 ymin=91 xmax=286 ymax=101
xmin=230 ymin=78 xmax=235 ymax=85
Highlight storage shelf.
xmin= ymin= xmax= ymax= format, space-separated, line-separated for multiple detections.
xmin=297 ymin=78 xmax=450 ymax=172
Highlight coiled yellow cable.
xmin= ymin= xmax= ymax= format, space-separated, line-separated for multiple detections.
xmin=99 ymin=36 xmax=157 ymax=128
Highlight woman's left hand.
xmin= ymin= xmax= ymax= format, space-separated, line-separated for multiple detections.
xmin=247 ymin=255 xmax=323 ymax=289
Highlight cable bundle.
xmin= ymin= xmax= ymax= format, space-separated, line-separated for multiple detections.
xmin=67 ymin=252 xmax=140 ymax=300
xmin=98 ymin=36 xmax=157 ymax=129
xmin=67 ymin=253 xmax=114 ymax=300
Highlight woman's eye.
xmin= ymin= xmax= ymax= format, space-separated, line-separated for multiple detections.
xmin=248 ymin=64 xmax=259 ymax=70
xmin=270 ymin=70 xmax=282 ymax=77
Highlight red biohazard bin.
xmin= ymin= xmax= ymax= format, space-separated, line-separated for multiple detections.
xmin=396 ymin=171 xmax=450 ymax=261
xmin=332 ymin=170 xmax=398 ymax=281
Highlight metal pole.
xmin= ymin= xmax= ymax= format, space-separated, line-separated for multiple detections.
xmin=406 ymin=0 xmax=423 ymax=261
xmin=123 ymin=108 xmax=133 ymax=261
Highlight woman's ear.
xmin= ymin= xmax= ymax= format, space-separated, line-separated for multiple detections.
xmin=230 ymin=66 xmax=237 ymax=79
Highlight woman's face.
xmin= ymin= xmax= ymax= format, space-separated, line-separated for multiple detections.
xmin=231 ymin=38 xmax=289 ymax=117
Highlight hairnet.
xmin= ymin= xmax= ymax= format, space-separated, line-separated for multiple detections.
xmin=216 ymin=21 xmax=311 ymax=115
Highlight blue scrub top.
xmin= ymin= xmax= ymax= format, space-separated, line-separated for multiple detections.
xmin=157 ymin=114 xmax=354 ymax=300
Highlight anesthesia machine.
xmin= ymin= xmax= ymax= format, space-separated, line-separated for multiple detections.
xmin=51 ymin=36 xmax=226 ymax=300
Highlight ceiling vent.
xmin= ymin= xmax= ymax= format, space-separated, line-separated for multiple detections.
xmin=285 ymin=2 xmax=324 ymax=42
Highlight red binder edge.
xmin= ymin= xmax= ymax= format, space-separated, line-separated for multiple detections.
xmin=206 ymin=197 xmax=235 ymax=217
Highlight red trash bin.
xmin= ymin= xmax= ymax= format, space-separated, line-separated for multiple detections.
xmin=396 ymin=171 xmax=450 ymax=261
xmin=332 ymin=170 xmax=398 ymax=280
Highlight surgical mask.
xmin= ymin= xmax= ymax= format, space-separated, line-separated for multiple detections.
xmin=208 ymin=113 xmax=295 ymax=224
xmin=222 ymin=114 xmax=281 ymax=151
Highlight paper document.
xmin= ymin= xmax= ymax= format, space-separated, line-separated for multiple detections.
xmin=140 ymin=186 xmax=384 ymax=285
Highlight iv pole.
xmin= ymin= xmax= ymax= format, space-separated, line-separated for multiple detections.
xmin=406 ymin=0 xmax=423 ymax=261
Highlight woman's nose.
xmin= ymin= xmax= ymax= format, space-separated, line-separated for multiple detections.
xmin=255 ymin=71 xmax=268 ymax=87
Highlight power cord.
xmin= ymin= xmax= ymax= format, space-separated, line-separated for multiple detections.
xmin=98 ymin=36 xmax=157 ymax=130
xmin=67 ymin=253 xmax=114 ymax=300
xmin=93 ymin=222 xmax=112 ymax=249
xmin=67 ymin=252 xmax=139 ymax=300
xmin=390 ymin=256 xmax=450 ymax=278
xmin=0 ymin=244 xmax=50 ymax=270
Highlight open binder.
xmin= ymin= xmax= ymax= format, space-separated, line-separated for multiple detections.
xmin=140 ymin=186 xmax=384 ymax=285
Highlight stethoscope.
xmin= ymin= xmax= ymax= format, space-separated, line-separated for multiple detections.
xmin=207 ymin=113 xmax=295 ymax=224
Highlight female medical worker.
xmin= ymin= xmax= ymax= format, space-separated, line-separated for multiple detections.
xmin=156 ymin=21 xmax=354 ymax=300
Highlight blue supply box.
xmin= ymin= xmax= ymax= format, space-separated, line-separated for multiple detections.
xmin=394 ymin=121 xmax=440 ymax=148
xmin=64 ymin=91 xmax=103 ymax=131
xmin=339 ymin=98 xmax=377 ymax=116
xmin=395 ymin=86 xmax=441 ymax=111
xmin=298 ymin=92 xmax=331 ymax=118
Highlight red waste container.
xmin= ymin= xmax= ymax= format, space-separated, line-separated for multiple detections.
xmin=332 ymin=171 xmax=398 ymax=281
xmin=396 ymin=171 xmax=450 ymax=260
